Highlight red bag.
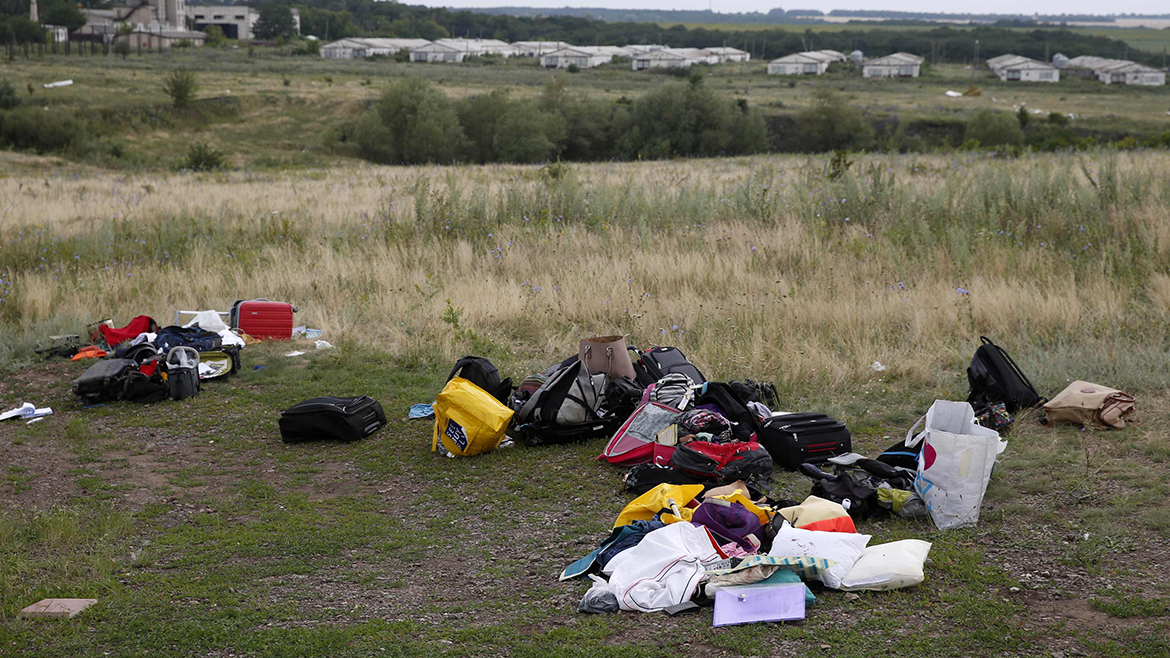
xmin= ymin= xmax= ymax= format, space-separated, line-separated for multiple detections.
xmin=670 ymin=441 xmax=774 ymax=483
xmin=98 ymin=315 xmax=158 ymax=346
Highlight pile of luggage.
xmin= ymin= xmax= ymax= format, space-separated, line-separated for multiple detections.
xmin=425 ymin=334 xmax=1138 ymax=624
xmin=68 ymin=299 xmax=297 ymax=405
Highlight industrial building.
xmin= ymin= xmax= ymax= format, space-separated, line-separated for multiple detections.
xmin=319 ymin=38 xmax=430 ymax=59
xmin=767 ymin=51 xmax=839 ymax=75
xmin=188 ymin=5 xmax=300 ymax=40
xmin=987 ymin=54 xmax=1060 ymax=82
xmin=862 ymin=52 xmax=923 ymax=78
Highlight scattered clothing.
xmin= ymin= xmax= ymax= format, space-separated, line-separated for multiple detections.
xmin=1 ymin=403 xmax=53 ymax=422
xmin=408 ymin=403 xmax=435 ymax=420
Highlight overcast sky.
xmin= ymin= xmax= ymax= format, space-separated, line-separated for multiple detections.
xmin=419 ymin=1 xmax=1168 ymax=15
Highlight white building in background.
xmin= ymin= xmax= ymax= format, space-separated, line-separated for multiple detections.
xmin=320 ymin=38 xmax=430 ymax=59
xmin=540 ymin=46 xmax=613 ymax=69
xmin=862 ymin=52 xmax=923 ymax=78
xmin=815 ymin=49 xmax=848 ymax=62
xmin=706 ymin=46 xmax=750 ymax=62
xmin=434 ymin=38 xmax=514 ymax=57
xmin=410 ymin=41 xmax=466 ymax=62
xmin=632 ymin=49 xmax=690 ymax=70
xmin=766 ymin=51 xmax=837 ymax=75
xmin=674 ymin=48 xmax=718 ymax=65
xmin=626 ymin=44 xmax=668 ymax=54
xmin=1097 ymin=60 xmax=1165 ymax=85
xmin=187 ymin=5 xmax=299 ymax=40
xmin=987 ymin=54 xmax=1059 ymax=82
xmin=512 ymin=41 xmax=572 ymax=56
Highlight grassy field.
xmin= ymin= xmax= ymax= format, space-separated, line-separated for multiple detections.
xmin=1 ymin=50 xmax=1168 ymax=169
xmin=1 ymin=148 xmax=1169 ymax=655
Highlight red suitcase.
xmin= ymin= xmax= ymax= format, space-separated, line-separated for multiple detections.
xmin=230 ymin=299 xmax=296 ymax=340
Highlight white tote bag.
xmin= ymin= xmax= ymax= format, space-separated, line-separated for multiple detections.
xmin=907 ymin=400 xmax=1007 ymax=531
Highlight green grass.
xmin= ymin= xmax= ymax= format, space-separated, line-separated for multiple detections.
xmin=0 ymin=341 xmax=1167 ymax=656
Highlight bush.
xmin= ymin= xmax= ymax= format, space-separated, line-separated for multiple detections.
xmin=0 ymin=80 xmax=19 ymax=110
xmin=616 ymin=76 xmax=769 ymax=159
xmin=965 ymin=109 xmax=1024 ymax=148
xmin=113 ymin=40 xmax=131 ymax=59
xmin=181 ymin=143 xmax=227 ymax=171
xmin=354 ymin=78 xmax=467 ymax=165
xmin=493 ymin=104 xmax=566 ymax=163
xmin=456 ymin=90 xmax=511 ymax=164
xmin=566 ymin=63 xmax=580 ymax=74
xmin=1047 ymin=112 xmax=1070 ymax=127
xmin=0 ymin=107 xmax=84 ymax=153
xmin=1016 ymin=106 xmax=1029 ymax=128
xmin=162 ymin=69 xmax=199 ymax=109
xmin=794 ymin=89 xmax=874 ymax=152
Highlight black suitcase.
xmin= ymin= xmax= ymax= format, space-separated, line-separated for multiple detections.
xmin=73 ymin=358 xmax=138 ymax=403
xmin=279 ymin=396 xmax=387 ymax=443
xmin=758 ymin=413 xmax=851 ymax=471
xmin=635 ymin=346 xmax=706 ymax=386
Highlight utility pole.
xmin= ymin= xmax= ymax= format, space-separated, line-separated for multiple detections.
xmin=972 ymin=39 xmax=979 ymax=80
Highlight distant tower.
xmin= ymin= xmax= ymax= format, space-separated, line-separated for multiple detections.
xmin=850 ymin=50 xmax=864 ymax=65
xmin=30 ymin=0 xmax=38 ymax=23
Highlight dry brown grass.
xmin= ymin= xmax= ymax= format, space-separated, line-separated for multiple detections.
xmin=2 ymin=150 xmax=1169 ymax=396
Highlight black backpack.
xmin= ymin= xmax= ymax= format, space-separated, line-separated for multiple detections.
xmin=693 ymin=382 xmax=760 ymax=442
xmin=513 ymin=361 xmax=616 ymax=446
xmin=73 ymin=359 xmax=139 ymax=404
xmin=967 ymin=336 xmax=1044 ymax=414
xmin=447 ymin=356 xmax=513 ymax=405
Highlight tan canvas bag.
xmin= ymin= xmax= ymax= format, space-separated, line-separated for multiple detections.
xmin=578 ymin=335 xmax=637 ymax=380
xmin=1044 ymin=381 xmax=1135 ymax=429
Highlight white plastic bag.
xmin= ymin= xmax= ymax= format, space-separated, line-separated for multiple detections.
xmin=909 ymin=400 xmax=1007 ymax=530
xmin=840 ymin=539 xmax=932 ymax=591
xmin=767 ymin=521 xmax=870 ymax=590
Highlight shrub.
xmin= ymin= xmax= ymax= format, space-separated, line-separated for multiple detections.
xmin=965 ymin=109 xmax=1024 ymax=148
xmin=354 ymin=77 xmax=467 ymax=165
xmin=493 ymin=104 xmax=566 ymax=164
xmin=1016 ymin=105 xmax=1029 ymax=128
xmin=794 ymin=89 xmax=874 ymax=152
xmin=566 ymin=63 xmax=580 ymax=74
xmin=0 ymin=79 xmax=19 ymax=110
xmin=162 ymin=69 xmax=199 ymax=109
xmin=456 ymin=90 xmax=511 ymax=164
xmin=0 ymin=107 xmax=84 ymax=153
xmin=1048 ymin=111 xmax=1070 ymax=127
xmin=113 ymin=40 xmax=131 ymax=59
xmin=181 ymin=143 xmax=227 ymax=171
xmin=204 ymin=25 xmax=227 ymax=47
xmin=616 ymin=77 xmax=768 ymax=159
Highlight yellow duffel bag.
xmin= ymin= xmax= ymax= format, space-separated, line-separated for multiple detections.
xmin=432 ymin=377 xmax=514 ymax=457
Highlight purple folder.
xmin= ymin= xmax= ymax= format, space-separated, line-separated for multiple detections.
xmin=712 ymin=583 xmax=806 ymax=627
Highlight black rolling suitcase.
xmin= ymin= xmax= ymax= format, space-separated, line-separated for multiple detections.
xmin=634 ymin=346 xmax=706 ymax=387
xmin=279 ymin=396 xmax=387 ymax=443
xmin=73 ymin=358 xmax=139 ymax=403
xmin=758 ymin=413 xmax=851 ymax=471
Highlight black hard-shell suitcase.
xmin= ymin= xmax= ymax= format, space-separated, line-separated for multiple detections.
xmin=73 ymin=358 xmax=138 ymax=403
xmin=758 ymin=413 xmax=851 ymax=471
xmin=279 ymin=396 xmax=387 ymax=443
xmin=635 ymin=346 xmax=706 ymax=387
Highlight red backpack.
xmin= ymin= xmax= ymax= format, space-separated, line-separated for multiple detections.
xmin=670 ymin=440 xmax=773 ymax=483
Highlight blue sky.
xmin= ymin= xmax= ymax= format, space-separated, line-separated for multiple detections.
xmin=419 ymin=1 xmax=1168 ymax=15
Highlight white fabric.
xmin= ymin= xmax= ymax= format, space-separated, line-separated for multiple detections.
xmin=130 ymin=332 xmax=156 ymax=347
xmin=840 ymin=539 xmax=932 ymax=591
xmin=183 ymin=310 xmax=229 ymax=333
xmin=768 ymin=521 xmax=870 ymax=590
xmin=182 ymin=311 xmax=245 ymax=348
xmin=605 ymin=523 xmax=725 ymax=613
xmin=1 ymin=402 xmax=52 ymax=421
xmin=910 ymin=400 xmax=1007 ymax=530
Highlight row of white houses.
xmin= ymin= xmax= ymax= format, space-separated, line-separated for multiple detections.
xmin=986 ymin=53 xmax=1165 ymax=85
xmin=1060 ymin=55 xmax=1165 ymax=86
xmin=766 ymin=50 xmax=924 ymax=78
xmin=320 ymin=38 xmax=753 ymax=70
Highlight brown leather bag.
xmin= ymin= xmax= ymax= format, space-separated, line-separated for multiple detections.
xmin=1044 ymin=381 xmax=1135 ymax=429
xmin=578 ymin=335 xmax=636 ymax=380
